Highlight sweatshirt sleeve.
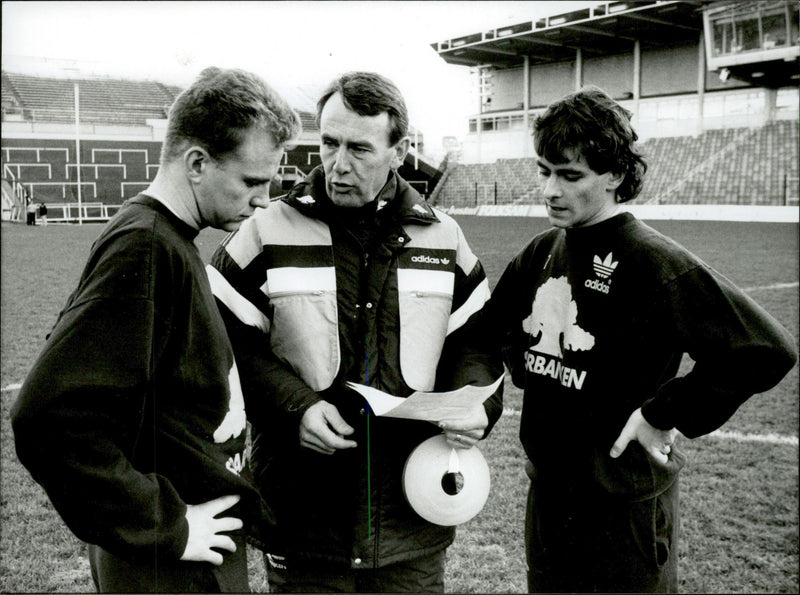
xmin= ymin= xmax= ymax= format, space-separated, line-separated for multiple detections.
xmin=434 ymin=223 xmax=505 ymax=436
xmin=641 ymin=265 xmax=798 ymax=438
xmin=484 ymin=247 xmax=536 ymax=391
xmin=10 ymin=228 xmax=189 ymax=562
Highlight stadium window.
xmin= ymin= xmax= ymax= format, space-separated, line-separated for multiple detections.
xmin=510 ymin=115 xmax=524 ymax=130
xmin=482 ymin=119 xmax=495 ymax=132
xmin=761 ymin=9 xmax=787 ymax=47
xmin=496 ymin=117 xmax=510 ymax=131
xmin=713 ymin=19 xmax=736 ymax=55
xmin=738 ymin=17 xmax=760 ymax=51
xmin=469 ymin=119 xmax=477 ymax=133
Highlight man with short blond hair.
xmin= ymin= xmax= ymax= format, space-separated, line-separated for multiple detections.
xmin=12 ymin=66 xmax=301 ymax=593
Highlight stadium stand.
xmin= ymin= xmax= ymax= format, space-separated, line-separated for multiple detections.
xmin=1 ymin=70 xmax=441 ymax=222
xmin=3 ymin=72 xmax=176 ymax=124
xmin=434 ymin=120 xmax=799 ymax=208
xmin=428 ymin=0 xmax=799 ymax=208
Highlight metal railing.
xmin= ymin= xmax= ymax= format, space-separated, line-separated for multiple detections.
xmin=46 ymin=202 xmax=121 ymax=223
xmin=2 ymin=164 xmax=27 ymax=221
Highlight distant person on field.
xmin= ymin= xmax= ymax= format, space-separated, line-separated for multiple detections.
xmin=485 ymin=85 xmax=798 ymax=593
xmin=37 ymin=201 xmax=48 ymax=226
xmin=11 ymin=66 xmax=301 ymax=593
xmin=26 ymin=199 xmax=36 ymax=225
xmin=209 ymin=71 xmax=504 ymax=593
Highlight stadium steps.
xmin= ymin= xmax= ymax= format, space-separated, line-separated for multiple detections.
xmin=3 ymin=72 xmax=171 ymax=124
xmin=1 ymin=72 xmax=23 ymax=107
xmin=435 ymin=122 xmax=798 ymax=207
xmin=648 ymin=127 xmax=760 ymax=204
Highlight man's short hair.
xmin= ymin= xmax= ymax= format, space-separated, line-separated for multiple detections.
xmin=533 ymin=85 xmax=647 ymax=203
xmin=161 ymin=67 xmax=302 ymax=164
xmin=316 ymin=72 xmax=409 ymax=146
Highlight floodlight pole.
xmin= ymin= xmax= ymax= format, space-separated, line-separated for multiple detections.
xmin=74 ymin=82 xmax=83 ymax=225
xmin=523 ymin=56 xmax=530 ymax=158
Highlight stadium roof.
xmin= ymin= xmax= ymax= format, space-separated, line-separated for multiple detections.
xmin=431 ymin=1 xmax=709 ymax=68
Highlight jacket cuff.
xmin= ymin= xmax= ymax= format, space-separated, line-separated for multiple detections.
xmin=640 ymin=395 xmax=677 ymax=431
xmin=283 ymin=386 xmax=322 ymax=423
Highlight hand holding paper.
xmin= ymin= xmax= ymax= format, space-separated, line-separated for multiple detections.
xmin=345 ymin=374 xmax=504 ymax=423
xmin=439 ymin=404 xmax=488 ymax=449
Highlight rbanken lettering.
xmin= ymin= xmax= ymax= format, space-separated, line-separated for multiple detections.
xmin=524 ymin=350 xmax=587 ymax=390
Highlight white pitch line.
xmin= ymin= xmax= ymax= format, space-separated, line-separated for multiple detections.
xmin=706 ymin=429 xmax=799 ymax=446
xmin=742 ymin=281 xmax=799 ymax=292
xmin=502 ymin=408 xmax=798 ymax=446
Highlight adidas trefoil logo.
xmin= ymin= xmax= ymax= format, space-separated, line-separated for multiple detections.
xmin=592 ymin=252 xmax=618 ymax=279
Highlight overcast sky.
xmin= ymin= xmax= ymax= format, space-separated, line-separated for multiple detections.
xmin=2 ymin=1 xmax=594 ymax=155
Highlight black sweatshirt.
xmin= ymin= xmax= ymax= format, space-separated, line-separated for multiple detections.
xmin=488 ymin=212 xmax=797 ymax=498
xmin=11 ymin=195 xmax=273 ymax=562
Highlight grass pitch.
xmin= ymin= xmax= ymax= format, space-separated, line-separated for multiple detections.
xmin=1 ymin=215 xmax=797 ymax=593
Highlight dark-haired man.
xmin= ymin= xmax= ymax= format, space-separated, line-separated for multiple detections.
xmin=210 ymin=71 xmax=503 ymax=593
xmin=486 ymin=86 xmax=797 ymax=592
xmin=11 ymin=66 xmax=302 ymax=593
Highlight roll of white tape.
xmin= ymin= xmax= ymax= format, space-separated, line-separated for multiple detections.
xmin=402 ymin=434 xmax=491 ymax=526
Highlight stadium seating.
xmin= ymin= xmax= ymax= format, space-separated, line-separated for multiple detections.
xmin=3 ymin=70 xmax=796 ymax=217
xmin=1 ymin=71 xmax=330 ymax=219
xmin=432 ymin=121 xmax=799 ymax=208
xmin=3 ymin=72 xmax=176 ymax=124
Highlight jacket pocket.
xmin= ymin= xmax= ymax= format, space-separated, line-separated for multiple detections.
xmin=270 ymin=290 xmax=340 ymax=391
xmin=397 ymin=268 xmax=453 ymax=391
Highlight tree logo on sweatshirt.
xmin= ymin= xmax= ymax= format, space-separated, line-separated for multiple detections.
xmin=522 ymin=276 xmax=594 ymax=390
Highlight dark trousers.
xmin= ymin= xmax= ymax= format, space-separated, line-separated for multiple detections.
xmin=526 ymin=477 xmax=679 ymax=593
xmin=265 ymin=549 xmax=446 ymax=593
xmin=88 ymin=534 xmax=249 ymax=593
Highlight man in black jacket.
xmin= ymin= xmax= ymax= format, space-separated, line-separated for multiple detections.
xmin=486 ymin=86 xmax=798 ymax=592
xmin=210 ymin=71 xmax=504 ymax=593
xmin=11 ymin=67 xmax=301 ymax=593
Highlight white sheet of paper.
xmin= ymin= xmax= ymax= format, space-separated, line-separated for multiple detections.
xmin=345 ymin=375 xmax=504 ymax=422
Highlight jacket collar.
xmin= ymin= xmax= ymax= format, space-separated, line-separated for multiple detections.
xmin=281 ymin=166 xmax=439 ymax=226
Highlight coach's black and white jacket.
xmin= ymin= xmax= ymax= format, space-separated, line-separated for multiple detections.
xmin=209 ymin=166 xmax=504 ymax=569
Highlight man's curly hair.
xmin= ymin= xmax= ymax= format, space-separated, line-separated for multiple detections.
xmin=533 ymin=85 xmax=647 ymax=203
